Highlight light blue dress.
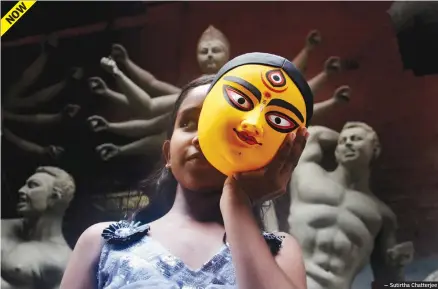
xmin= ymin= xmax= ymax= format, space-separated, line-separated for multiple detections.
xmin=96 ymin=221 xmax=283 ymax=289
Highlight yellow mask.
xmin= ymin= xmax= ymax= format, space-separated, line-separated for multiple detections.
xmin=198 ymin=52 xmax=313 ymax=176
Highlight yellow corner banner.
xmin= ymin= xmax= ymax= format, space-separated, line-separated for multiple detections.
xmin=1 ymin=1 xmax=36 ymax=37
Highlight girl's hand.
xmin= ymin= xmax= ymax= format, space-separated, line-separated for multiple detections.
xmin=222 ymin=127 xmax=308 ymax=207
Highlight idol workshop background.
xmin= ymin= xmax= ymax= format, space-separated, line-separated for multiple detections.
xmin=1 ymin=1 xmax=437 ymax=287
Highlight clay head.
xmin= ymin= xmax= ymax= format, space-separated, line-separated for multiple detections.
xmin=335 ymin=121 xmax=381 ymax=167
xmin=197 ymin=25 xmax=230 ymax=75
xmin=198 ymin=52 xmax=313 ymax=176
xmin=17 ymin=166 xmax=76 ymax=217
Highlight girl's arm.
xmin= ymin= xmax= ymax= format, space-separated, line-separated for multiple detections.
xmin=220 ymin=185 xmax=307 ymax=289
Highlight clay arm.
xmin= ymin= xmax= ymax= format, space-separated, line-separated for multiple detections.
xmin=105 ymin=89 xmax=129 ymax=106
xmin=298 ymin=126 xmax=339 ymax=164
xmin=2 ymin=105 xmax=80 ymax=126
xmin=124 ymin=58 xmax=181 ymax=96
xmin=111 ymin=44 xmax=181 ymax=96
xmin=149 ymin=93 xmax=178 ymax=117
xmin=108 ymin=114 xmax=170 ymax=138
xmin=313 ymin=98 xmax=338 ymax=118
xmin=6 ymin=79 xmax=67 ymax=110
xmin=96 ymin=133 xmax=165 ymax=161
xmin=370 ymin=208 xmax=413 ymax=282
xmin=88 ymin=113 xmax=170 ymax=138
xmin=2 ymin=128 xmax=64 ymax=159
xmin=308 ymin=56 xmax=342 ymax=96
xmin=119 ymin=133 xmax=164 ymax=156
xmin=4 ymin=35 xmax=56 ymax=103
xmin=101 ymin=57 xmax=156 ymax=117
xmin=88 ymin=77 xmax=130 ymax=107
xmin=3 ymin=128 xmax=45 ymax=155
xmin=292 ymin=30 xmax=322 ymax=73
xmin=2 ymin=110 xmax=62 ymax=125
xmin=312 ymin=86 xmax=351 ymax=120
xmin=102 ymin=57 xmax=178 ymax=118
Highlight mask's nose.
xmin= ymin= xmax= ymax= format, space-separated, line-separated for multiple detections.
xmin=239 ymin=110 xmax=264 ymax=137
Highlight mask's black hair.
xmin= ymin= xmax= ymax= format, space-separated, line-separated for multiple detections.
xmin=133 ymin=74 xmax=269 ymax=229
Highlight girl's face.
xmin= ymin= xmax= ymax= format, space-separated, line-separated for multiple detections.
xmin=163 ymin=84 xmax=226 ymax=192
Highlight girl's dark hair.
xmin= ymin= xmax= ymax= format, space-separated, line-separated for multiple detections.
xmin=134 ymin=74 xmax=269 ymax=229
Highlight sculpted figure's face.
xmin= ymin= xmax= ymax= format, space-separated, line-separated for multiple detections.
xmin=17 ymin=172 xmax=56 ymax=216
xmin=198 ymin=64 xmax=307 ymax=176
xmin=335 ymin=127 xmax=375 ymax=167
xmin=197 ymin=39 xmax=229 ymax=75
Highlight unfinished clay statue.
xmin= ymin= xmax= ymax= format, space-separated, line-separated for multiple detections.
xmin=424 ymin=270 xmax=438 ymax=281
xmin=196 ymin=25 xmax=230 ymax=75
xmin=109 ymin=25 xmax=229 ymax=98
xmin=99 ymin=57 xmax=177 ymax=119
xmin=273 ymin=85 xmax=351 ymax=233
xmin=1 ymin=167 xmax=76 ymax=289
xmin=288 ymin=123 xmax=413 ymax=289
xmin=2 ymin=34 xmax=82 ymax=160
xmin=105 ymin=29 xmax=346 ymax=123
xmin=292 ymin=30 xmax=322 ymax=73
xmin=99 ymin=25 xmax=229 ymax=118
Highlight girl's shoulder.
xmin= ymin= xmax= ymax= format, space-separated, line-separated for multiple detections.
xmin=79 ymin=222 xmax=116 ymax=244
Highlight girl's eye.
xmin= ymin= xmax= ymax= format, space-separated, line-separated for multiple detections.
xmin=182 ymin=120 xmax=197 ymax=129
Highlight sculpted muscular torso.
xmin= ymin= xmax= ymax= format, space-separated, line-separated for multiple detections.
xmin=289 ymin=124 xmax=412 ymax=289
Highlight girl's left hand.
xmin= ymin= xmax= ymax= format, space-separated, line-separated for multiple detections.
xmin=222 ymin=127 xmax=308 ymax=206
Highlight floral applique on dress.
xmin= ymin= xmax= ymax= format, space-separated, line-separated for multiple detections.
xmin=262 ymin=232 xmax=285 ymax=256
xmin=101 ymin=220 xmax=150 ymax=245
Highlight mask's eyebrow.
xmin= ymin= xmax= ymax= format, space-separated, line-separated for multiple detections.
xmin=267 ymin=99 xmax=304 ymax=123
xmin=224 ymin=76 xmax=261 ymax=102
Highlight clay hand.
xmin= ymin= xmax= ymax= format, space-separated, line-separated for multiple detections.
xmin=62 ymin=104 xmax=81 ymax=118
xmin=333 ymin=85 xmax=351 ymax=102
xmin=96 ymin=143 xmax=121 ymax=161
xmin=306 ymin=30 xmax=322 ymax=49
xmin=111 ymin=44 xmax=129 ymax=63
xmin=324 ymin=56 xmax=341 ymax=75
xmin=40 ymin=33 xmax=58 ymax=53
xmin=387 ymin=242 xmax=414 ymax=267
xmin=224 ymin=127 xmax=309 ymax=205
xmin=45 ymin=145 xmax=64 ymax=159
xmin=88 ymin=77 xmax=108 ymax=95
xmin=88 ymin=115 xmax=109 ymax=132
xmin=100 ymin=57 xmax=120 ymax=75
xmin=70 ymin=67 xmax=84 ymax=80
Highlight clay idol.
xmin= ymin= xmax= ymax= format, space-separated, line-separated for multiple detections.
xmin=198 ymin=52 xmax=314 ymax=176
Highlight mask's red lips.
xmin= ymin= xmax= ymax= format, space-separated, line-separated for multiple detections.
xmin=233 ymin=128 xmax=262 ymax=146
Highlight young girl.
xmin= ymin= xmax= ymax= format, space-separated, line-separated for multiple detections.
xmin=60 ymin=75 xmax=309 ymax=289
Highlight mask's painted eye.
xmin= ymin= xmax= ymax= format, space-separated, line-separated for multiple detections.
xmin=223 ymin=85 xmax=254 ymax=111
xmin=266 ymin=69 xmax=286 ymax=87
xmin=265 ymin=111 xmax=298 ymax=133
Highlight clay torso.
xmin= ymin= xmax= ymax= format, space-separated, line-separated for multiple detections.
xmin=1 ymin=219 xmax=71 ymax=289
xmin=289 ymin=163 xmax=386 ymax=289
